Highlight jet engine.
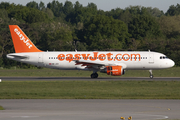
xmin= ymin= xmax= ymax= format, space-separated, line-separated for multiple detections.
xmin=100 ymin=66 xmax=125 ymax=76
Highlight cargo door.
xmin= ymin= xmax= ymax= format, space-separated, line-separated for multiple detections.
xmin=38 ymin=53 xmax=43 ymax=63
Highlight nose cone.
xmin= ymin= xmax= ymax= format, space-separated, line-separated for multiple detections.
xmin=166 ymin=59 xmax=175 ymax=68
xmin=159 ymin=59 xmax=175 ymax=69
xmin=169 ymin=60 xmax=175 ymax=67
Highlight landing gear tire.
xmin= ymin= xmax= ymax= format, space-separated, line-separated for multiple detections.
xmin=150 ymin=75 xmax=153 ymax=79
xmin=91 ymin=73 xmax=98 ymax=78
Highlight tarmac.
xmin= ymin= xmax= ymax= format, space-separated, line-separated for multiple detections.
xmin=0 ymin=99 xmax=180 ymax=120
xmin=1 ymin=76 xmax=180 ymax=81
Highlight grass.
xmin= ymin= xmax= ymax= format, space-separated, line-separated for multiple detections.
xmin=0 ymin=105 xmax=4 ymax=110
xmin=0 ymin=81 xmax=180 ymax=99
xmin=0 ymin=67 xmax=179 ymax=77
xmin=0 ymin=67 xmax=179 ymax=99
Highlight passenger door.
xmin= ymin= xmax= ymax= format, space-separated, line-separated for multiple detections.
xmin=149 ymin=53 xmax=154 ymax=63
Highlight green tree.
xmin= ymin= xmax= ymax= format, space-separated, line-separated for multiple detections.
xmin=0 ymin=8 xmax=20 ymax=67
xmin=128 ymin=14 xmax=162 ymax=40
xmin=125 ymin=6 xmax=147 ymax=16
xmin=38 ymin=1 xmax=45 ymax=10
xmin=166 ymin=4 xmax=180 ymax=16
xmin=0 ymin=2 xmax=11 ymax=9
xmin=47 ymin=0 xmax=64 ymax=18
xmin=118 ymin=9 xmax=132 ymax=25
xmin=42 ymin=8 xmax=54 ymax=19
xmin=146 ymin=7 xmax=164 ymax=17
xmin=106 ymin=8 xmax=123 ymax=19
xmin=63 ymin=1 xmax=73 ymax=15
xmin=26 ymin=1 xmax=38 ymax=9
xmin=37 ymin=22 xmax=74 ymax=51
xmin=81 ymin=15 xmax=129 ymax=50
xmin=8 ymin=5 xmax=49 ymax=23
xmin=68 ymin=2 xmax=98 ymax=24
xmin=0 ymin=9 xmax=10 ymax=57
xmin=158 ymin=15 xmax=180 ymax=38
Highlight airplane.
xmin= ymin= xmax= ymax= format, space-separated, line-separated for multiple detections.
xmin=7 ymin=25 xmax=175 ymax=78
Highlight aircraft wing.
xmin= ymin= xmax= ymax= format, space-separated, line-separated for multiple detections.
xmin=74 ymin=60 xmax=104 ymax=69
xmin=74 ymin=60 xmax=127 ymax=69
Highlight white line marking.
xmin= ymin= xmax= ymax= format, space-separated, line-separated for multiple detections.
xmin=12 ymin=116 xmax=39 ymax=118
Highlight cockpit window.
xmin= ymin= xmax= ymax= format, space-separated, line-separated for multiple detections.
xmin=160 ymin=56 xmax=168 ymax=59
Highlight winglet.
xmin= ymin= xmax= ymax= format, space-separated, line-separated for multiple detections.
xmin=9 ymin=25 xmax=42 ymax=53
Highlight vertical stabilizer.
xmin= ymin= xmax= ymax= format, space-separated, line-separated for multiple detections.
xmin=9 ymin=25 xmax=42 ymax=53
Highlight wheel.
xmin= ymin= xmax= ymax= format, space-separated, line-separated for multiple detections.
xmin=91 ymin=74 xmax=94 ymax=78
xmin=91 ymin=73 xmax=98 ymax=78
xmin=150 ymin=75 xmax=153 ymax=79
xmin=94 ymin=73 xmax=98 ymax=78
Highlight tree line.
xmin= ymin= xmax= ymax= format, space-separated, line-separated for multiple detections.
xmin=0 ymin=1 xmax=180 ymax=68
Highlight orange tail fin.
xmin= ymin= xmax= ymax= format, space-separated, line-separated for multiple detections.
xmin=9 ymin=25 xmax=42 ymax=53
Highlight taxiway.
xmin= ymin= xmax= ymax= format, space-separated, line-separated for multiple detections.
xmin=1 ymin=77 xmax=180 ymax=81
xmin=0 ymin=99 xmax=180 ymax=120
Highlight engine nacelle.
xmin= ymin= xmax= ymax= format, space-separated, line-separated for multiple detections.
xmin=100 ymin=66 xmax=125 ymax=76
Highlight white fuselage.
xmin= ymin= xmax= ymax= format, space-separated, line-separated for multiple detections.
xmin=7 ymin=51 xmax=175 ymax=71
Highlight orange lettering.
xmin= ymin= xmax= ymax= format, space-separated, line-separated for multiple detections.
xmin=131 ymin=54 xmax=141 ymax=61
xmin=89 ymin=52 xmax=98 ymax=61
xmin=82 ymin=54 xmax=90 ymax=60
xmin=106 ymin=53 xmax=113 ymax=61
xmin=115 ymin=54 xmax=122 ymax=61
xmin=57 ymin=54 xmax=65 ymax=61
xmin=56 ymin=53 xmax=141 ymax=62
xmin=98 ymin=54 xmax=106 ymax=61
xmin=122 ymin=54 xmax=130 ymax=61
xmin=74 ymin=54 xmax=80 ymax=60
xmin=66 ymin=54 xmax=73 ymax=62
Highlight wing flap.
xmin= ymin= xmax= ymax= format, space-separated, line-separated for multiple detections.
xmin=74 ymin=60 xmax=127 ymax=69
xmin=74 ymin=60 xmax=105 ymax=66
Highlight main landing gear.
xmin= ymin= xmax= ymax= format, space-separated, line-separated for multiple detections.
xmin=149 ymin=70 xmax=153 ymax=79
xmin=91 ymin=72 xmax=98 ymax=78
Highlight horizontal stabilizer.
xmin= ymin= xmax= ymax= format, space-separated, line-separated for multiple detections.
xmin=7 ymin=54 xmax=28 ymax=60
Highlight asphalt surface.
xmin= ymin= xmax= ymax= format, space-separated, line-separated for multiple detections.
xmin=0 ymin=99 xmax=180 ymax=120
xmin=1 ymin=77 xmax=180 ymax=81
xmin=0 ymin=77 xmax=180 ymax=120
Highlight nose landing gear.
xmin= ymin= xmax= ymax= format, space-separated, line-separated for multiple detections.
xmin=149 ymin=70 xmax=153 ymax=79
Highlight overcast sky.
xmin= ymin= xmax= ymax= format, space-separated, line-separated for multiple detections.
xmin=2 ymin=0 xmax=180 ymax=13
